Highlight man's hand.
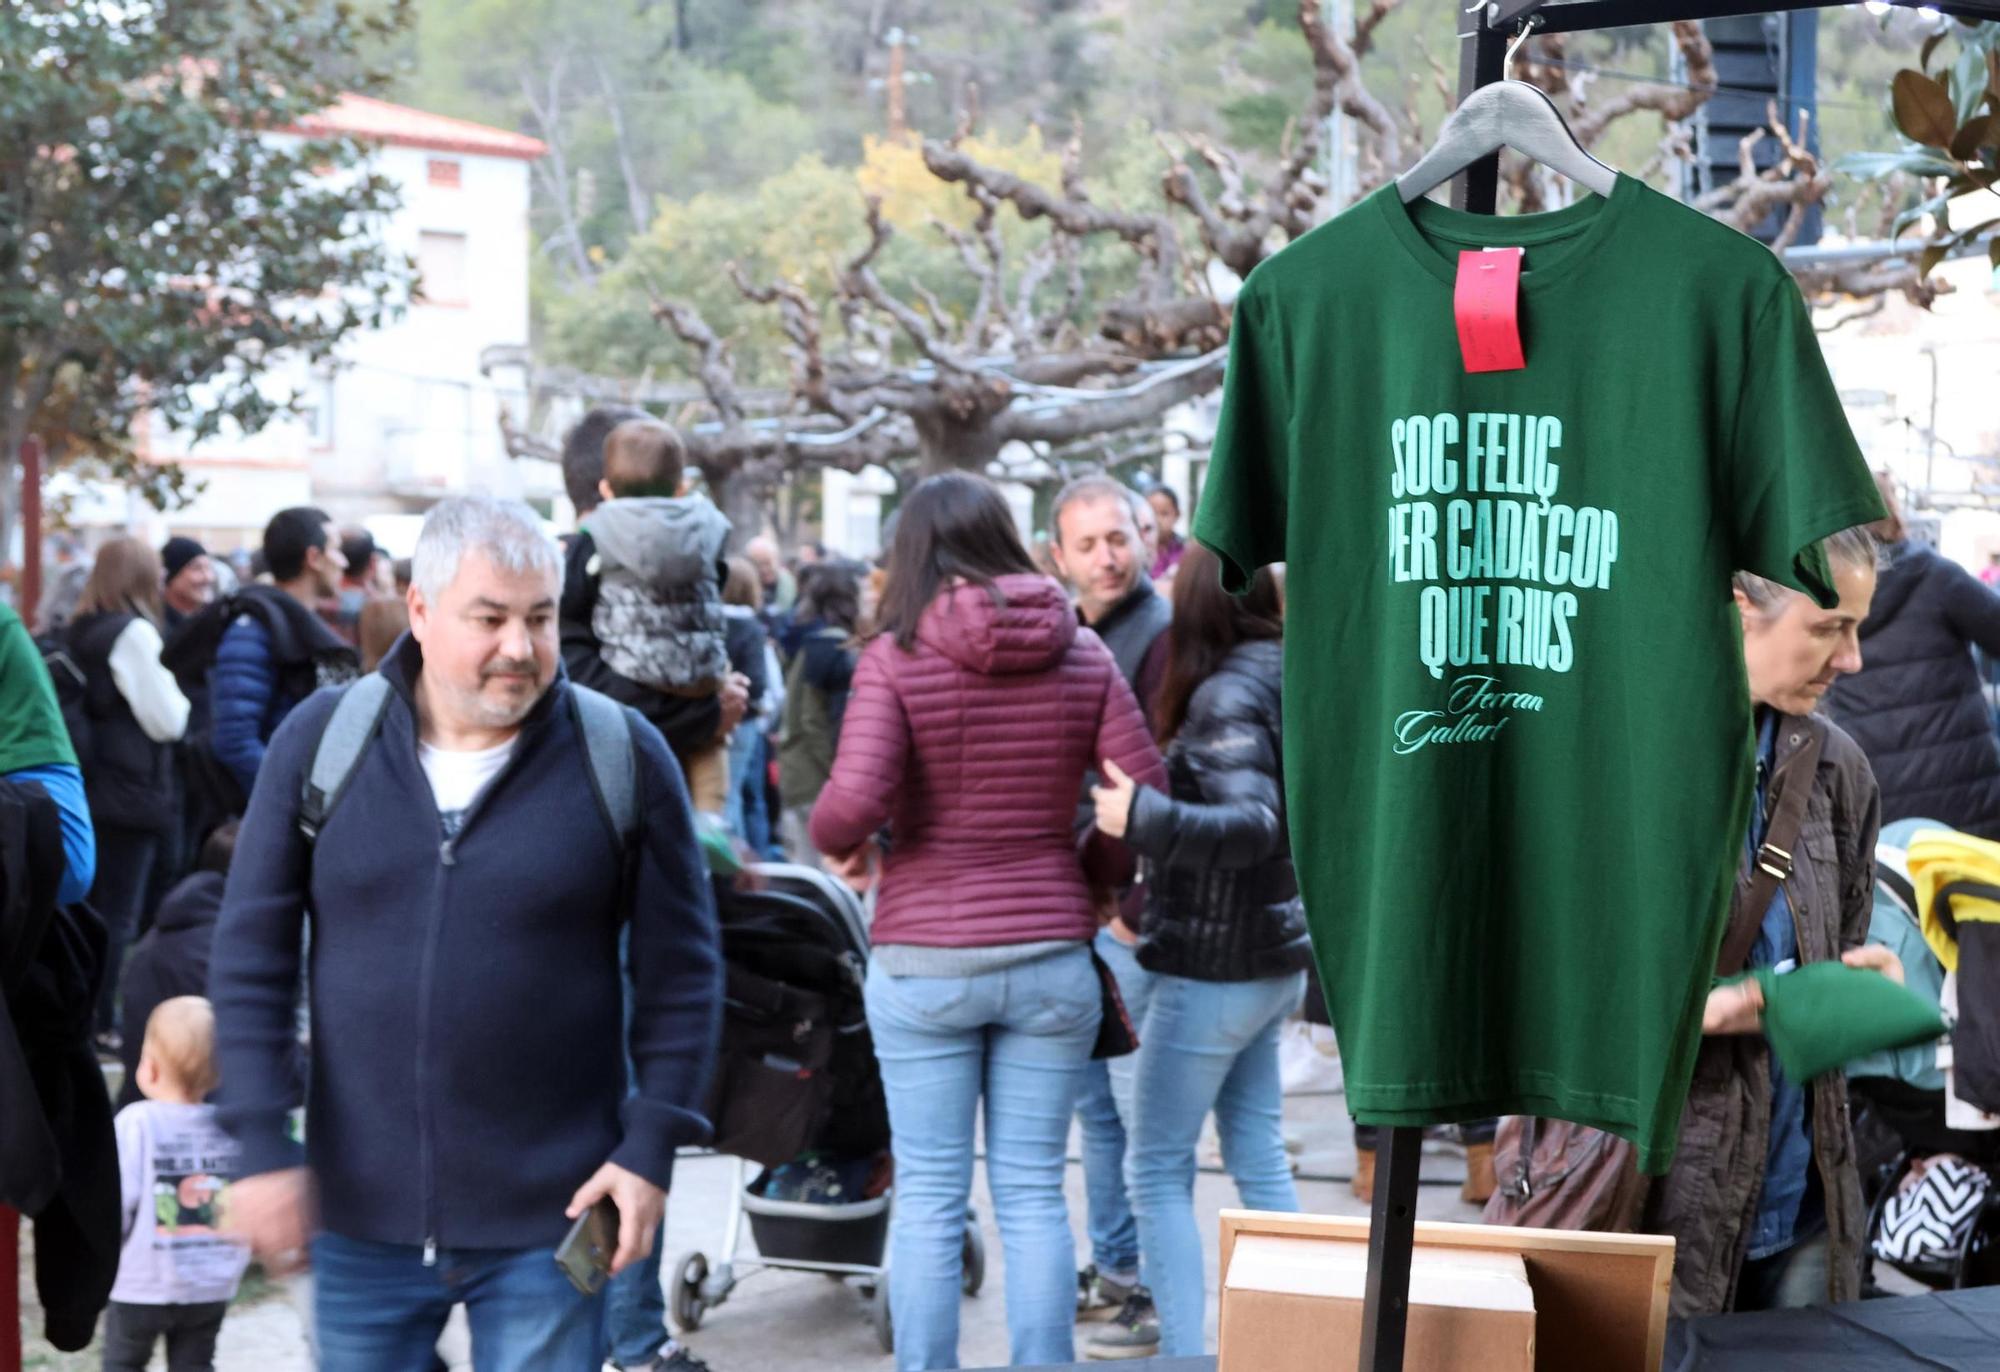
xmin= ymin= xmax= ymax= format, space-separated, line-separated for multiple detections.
xmin=567 ymin=1162 xmax=666 ymax=1276
xmin=715 ymin=672 xmax=751 ymax=740
xmin=222 ymin=1167 xmax=314 ymax=1274
xmin=1090 ymin=759 xmax=1138 ymax=840
xmin=1702 ymin=978 xmax=1764 ymax=1035
xmin=1842 ymin=944 xmax=1906 ymax=985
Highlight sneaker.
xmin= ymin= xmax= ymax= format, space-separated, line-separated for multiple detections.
xmin=1076 ymin=1264 xmax=1139 ymax=1321
xmin=1085 ymin=1289 xmax=1161 ymax=1360
xmin=615 ymin=1348 xmax=713 ymax=1372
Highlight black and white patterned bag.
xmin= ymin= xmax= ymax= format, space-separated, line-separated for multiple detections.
xmin=1873 ymin=1155 xmax=1991 ymax=1265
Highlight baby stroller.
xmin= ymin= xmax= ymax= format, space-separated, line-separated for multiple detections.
xmin=1853 ymin=820 xmax=2000 ymax=1292
xmin=670 ymin=863 xmax=985 ymax=1353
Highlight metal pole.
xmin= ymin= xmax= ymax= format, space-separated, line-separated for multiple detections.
xmin=1452 ymin=4 xmax=1510 ymax=211
xmin=1356 ymin=1125 xmax=1423 ymax=1372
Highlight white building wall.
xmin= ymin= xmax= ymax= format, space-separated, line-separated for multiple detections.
xmin=114 ymin=129 xmax=546 ymax=548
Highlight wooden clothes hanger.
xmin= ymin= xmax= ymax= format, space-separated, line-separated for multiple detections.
xmin=1396 ymin=16 xmax=1617 ymax=205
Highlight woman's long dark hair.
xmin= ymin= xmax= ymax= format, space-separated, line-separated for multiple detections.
xmin=874 ymin=472 xmax=1039 ymax=650
xmin=1153 ymin=543 xmax=1283 ymax=743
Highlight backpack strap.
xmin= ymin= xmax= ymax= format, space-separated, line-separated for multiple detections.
xmin=568 ymin=685 xmax=638 ymax=857
xmin=298 ymin=675 xmax=394 ymax=845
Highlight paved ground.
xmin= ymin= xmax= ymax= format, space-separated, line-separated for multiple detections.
xmin=20 ymin=1078 xmax=1491 ymax=1370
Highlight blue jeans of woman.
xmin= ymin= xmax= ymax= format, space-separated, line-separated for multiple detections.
xmin=1077 ymin=928 xmax=1155 ymax=1284
xmin=1124 ymin=970 xmax=1306 ymax=1357
xmin=725 ymin=727 xmax=780 ymax=857
xmin=865 ymin=948 xmax=1101 ymax=1370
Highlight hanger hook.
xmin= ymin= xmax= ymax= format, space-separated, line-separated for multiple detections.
xmin=1505 ymin=13 xmax=1544 ymax=73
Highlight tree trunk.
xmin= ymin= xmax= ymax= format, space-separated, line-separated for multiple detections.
xmin=0 ymin=360 xmax=27 ymax=583
xmin=912 ymin=412 xmax=1003 ymax=477
xmin=705 ymin=457 xmax=770 ymax=551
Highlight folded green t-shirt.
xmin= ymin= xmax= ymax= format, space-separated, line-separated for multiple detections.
xmin=1741 ymin=962 xmax=1948 ymax=1082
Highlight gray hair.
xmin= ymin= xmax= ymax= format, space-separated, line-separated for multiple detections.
xmin=1734 ymin=526 xmax=1881 ymax=615
xmin=1050 ymin=474 xmax=1142 ymax=546
xmin=412 ymin=496 xmax=562 ymax=604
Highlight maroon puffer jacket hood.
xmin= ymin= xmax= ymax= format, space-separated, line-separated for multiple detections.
xmin=916 ymin=574 xmax=1077 ymax=676
xmin=808 ymin=575 xmax=1166 ymax=950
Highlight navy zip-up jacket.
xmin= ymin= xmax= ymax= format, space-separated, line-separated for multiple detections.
xmin=207 ymin=635 xmax=723 ymax=1252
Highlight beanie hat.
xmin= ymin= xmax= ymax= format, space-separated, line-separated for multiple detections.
xmin=162 ymin=536 xmax=207 ymax=584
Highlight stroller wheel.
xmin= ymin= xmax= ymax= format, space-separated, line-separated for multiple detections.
xmin=671 ymin=1251 xmax=709 ymax=1332
xmin=961 ymin=1217 xmax=985 ymax=1296
xmin=872 ymin=1270 xmax=894 ymax=1353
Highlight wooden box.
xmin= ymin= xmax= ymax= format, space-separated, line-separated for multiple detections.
xmin=1217 ymin=1210 xmax=1675 ymax=1372
xmin=1219 ymin=1231 xmax=1536 ymax=1372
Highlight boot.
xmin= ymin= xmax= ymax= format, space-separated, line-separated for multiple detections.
xmin=1461 ymin=1141 xmax=1497 ymax=1205
xmin=1351 ymin=1147 xmax=1375 ymax=1204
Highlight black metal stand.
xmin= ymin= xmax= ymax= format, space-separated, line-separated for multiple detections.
xmin=1356 ymin=1125 xmax=1424 ymax=1371
xmin=1350 ymin=1 xmax=1998 ymax=1368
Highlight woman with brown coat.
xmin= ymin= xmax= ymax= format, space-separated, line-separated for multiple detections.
xmin=1647 ymin=527 xmax=1903 ymax=1314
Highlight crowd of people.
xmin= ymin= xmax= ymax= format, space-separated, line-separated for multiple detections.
xmin=9 ymin=402 xmax=2000 ymax=1371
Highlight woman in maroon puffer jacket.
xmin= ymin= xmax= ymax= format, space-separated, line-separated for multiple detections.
xmin=811 ymin=472 xmax=1165 ymax=1370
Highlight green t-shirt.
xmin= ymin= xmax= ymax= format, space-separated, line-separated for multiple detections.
xmin=1195 ymin=176 xmax=1885 ymax=1172
xmin=0 ymin=603 xmax=77 ymax=773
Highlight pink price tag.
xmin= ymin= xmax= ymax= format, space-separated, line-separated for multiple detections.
xmin=1453 ymin=247 xmax=1526 ymax=374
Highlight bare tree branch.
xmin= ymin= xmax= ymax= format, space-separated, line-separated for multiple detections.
xmin=728 ymin=263 xmax=841 ymax=417
xmin=497 ymin=402 xmax=559 ymax=463
xmin=519 ymin=58 xmax=595 ymax=284
xmin=1569 ymin=21 xmax=1715 ymax=147
xmin=997 ymin=350 xmax=1226 ymax=444
xmin=841 ymin=196 xmax=981 ymax=374
xmin=591 ymin=54 xmax=652 ymax=237
xmin=1352 ymin=0 xmax=1396 ymax=61
xmin=922 ymin=141 xmax=1185 ymax=300
xmin=1297 ymin=0 xmax=1402 ymax=193
xmin=651 ymin=296 xmax=745 ymax=427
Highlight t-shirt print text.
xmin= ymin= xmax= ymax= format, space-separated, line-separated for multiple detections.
xmin=1385 ymin=411 xmax=1620 ymax=749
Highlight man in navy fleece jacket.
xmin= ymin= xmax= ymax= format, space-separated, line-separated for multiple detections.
xmin=208 ymin=496 xmax=722 ymax=1369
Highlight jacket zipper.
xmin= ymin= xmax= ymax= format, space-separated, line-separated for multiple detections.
xmin=411 ymin=724 xmax=537 ymax=1267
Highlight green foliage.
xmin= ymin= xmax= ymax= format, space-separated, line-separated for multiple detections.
xmin=1838 ymin=19 xmax=2000 ymax=278
xmin=0 ymin=0 xmax=415 ymax=527
xmin=543 ymin=128 xmax=1147 ymax=389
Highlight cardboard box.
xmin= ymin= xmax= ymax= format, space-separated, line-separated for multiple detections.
xmin=1219 ymin=1232 xmax=1536 ymax=1372
xmin=1218 ymin=1211 xmax=1675 ymax=1372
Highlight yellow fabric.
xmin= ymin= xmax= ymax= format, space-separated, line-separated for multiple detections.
xmin=1906 ymin=828 xmax=2000 ymax=974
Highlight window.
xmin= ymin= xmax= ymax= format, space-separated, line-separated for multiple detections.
xmin=427 ymin=158 xmax=462 ymax=189
xmin=416 ymin=230 xmax=469 ymax=306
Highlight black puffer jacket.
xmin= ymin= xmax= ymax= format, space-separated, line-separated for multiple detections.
xmin=67 ymin=611 xmax=177 ymax=834
xmin=1125 ymin=638 xmax=1312 ymax=982
xmin=1824 ymin=543 xmax=2000 ymax=839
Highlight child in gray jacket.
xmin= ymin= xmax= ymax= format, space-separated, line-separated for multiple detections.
xmin=589 ymin=418 xmax=732 ymax=813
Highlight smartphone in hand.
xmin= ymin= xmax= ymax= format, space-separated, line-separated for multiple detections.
xmin=554 ymin=1197 xmax=619 ymax=1295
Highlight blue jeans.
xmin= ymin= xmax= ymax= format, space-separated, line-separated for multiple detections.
xmin=866 ymin=948 xmax=1101 ymax=1370
xmin=1125 ymin=971 xmax=1306 ymax=1357
xmin=1077 ymin=929 xmax=1155 ymax=1279
xmin=603 ymin=1220 xmax=666 ymax=1366
xmin=312 ymin=1231 xmax=606 ymax=1372
xmin=607 ymin=925 xmax=669 ymax=1367
xmin=725 ymin=727 xmax=778 ymax=857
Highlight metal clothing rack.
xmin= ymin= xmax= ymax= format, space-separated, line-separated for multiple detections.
xmin=1355 ymin=1 xmax=2000 ymax=1369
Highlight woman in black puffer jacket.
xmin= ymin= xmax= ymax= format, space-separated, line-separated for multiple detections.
xmin=1091 ymin=542 xmax=1312 ymax=1356
xmin=1824 ymin=481 xmax=2000 ymax=839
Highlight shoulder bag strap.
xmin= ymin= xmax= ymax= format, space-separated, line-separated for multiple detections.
xmin=1716 ymin=719 xmax=1824 ymax=977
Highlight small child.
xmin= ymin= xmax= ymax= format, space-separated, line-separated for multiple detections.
xmin=103 ymin=997 xmax=250 ymax=1372
xmin=588 ymin=417 xmax=733 ymax=814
